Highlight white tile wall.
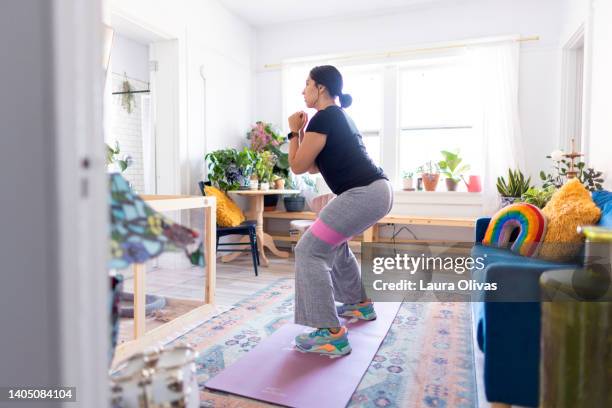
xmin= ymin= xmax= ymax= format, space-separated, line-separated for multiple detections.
xmin=110 ymin=74 xmax=148 ymax=193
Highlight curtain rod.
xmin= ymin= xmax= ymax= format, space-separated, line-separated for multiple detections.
xmin=111 ymin=89 xmax=150 ymax=95
xmin=263 ymin=35 xmax=539 ymax=70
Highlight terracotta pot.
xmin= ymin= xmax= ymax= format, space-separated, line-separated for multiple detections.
xmin=445 ymin=178 xmax=459 ymax=191
xmin=422 ymin=173 xmax=440 ymax=191
xmin=274 ymin=179 xmax=285 ymax=189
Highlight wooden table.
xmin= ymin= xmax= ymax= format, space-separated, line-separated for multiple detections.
xmin=113 ymin=195 xmax=216 ymax=364
xmin=224 ymin=189 xmax=300 ymax=267
xmin=262 ymin=210 xmax=476 ymax=243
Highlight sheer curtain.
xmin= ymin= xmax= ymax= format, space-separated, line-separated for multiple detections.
xmin=469 ymin=39 xmax=525 ymax=215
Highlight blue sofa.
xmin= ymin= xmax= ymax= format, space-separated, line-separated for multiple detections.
xmin=470 ymin=190 xmax=612 ymax=407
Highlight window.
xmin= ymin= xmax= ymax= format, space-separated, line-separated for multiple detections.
xmin=399 ymin=59 xmax=480 ymax=182
xmin=281 ymin=53 xmax=481 ymax=189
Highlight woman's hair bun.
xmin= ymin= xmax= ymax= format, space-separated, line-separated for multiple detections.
xmin=339 ymin=93 xmax=353 ymax=108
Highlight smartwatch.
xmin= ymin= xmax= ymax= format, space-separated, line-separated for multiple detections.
xmin=287 ymin=131 xmax=299 ymax=140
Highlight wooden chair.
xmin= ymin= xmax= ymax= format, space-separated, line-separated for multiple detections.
xmin=198 ymin=181 xmax=260 ymax=276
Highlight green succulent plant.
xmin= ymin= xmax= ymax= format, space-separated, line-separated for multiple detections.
xmin=497 ymin=169 xmax=532 ymax=198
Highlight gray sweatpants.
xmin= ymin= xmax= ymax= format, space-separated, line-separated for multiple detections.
xmin=294 ymin=178 xmax=394 ymax=328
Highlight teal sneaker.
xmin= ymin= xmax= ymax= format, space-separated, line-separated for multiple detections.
xmin=294 ymin=327 xmax=352 ymax=357
xmin=337 ymin=300 xmax=377 ymax=321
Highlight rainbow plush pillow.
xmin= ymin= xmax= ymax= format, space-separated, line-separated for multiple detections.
xmin=483 ymin=202 xmax=547 ymax=257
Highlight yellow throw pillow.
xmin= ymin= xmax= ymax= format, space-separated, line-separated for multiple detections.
xmin=539 ymin=178 xmax=601 ymax=261
xmin=204 ymin=186 xmax=246 ymax=227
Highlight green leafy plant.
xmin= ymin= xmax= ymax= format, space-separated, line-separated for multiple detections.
xmin=105 ymin=141 xmax=132 ymax=172
xmin=540 ymin=155 xmax=604 ymax=192
xmin=235 ymin=148 xmax=257 ymax=178
xmin=497 ymin=169 xmax=532 ymax=198
xmin=205 ymin=148 xmax=257 ymax=191
xmin=402 ymin=171 xmax=414 ymax=179
xmin=438 ymin=150 xmax=470 ymax=182
xmin=254 ymin=151 xmax=277 ymax=183
xmin=521 ymin=186 xmax=556 ymax=209
xmin=580 ymin=167 xmax=605 ymax=191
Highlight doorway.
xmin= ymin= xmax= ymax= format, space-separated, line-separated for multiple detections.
xmin=560 ymin=25 xmax=586 ymax=153
xmin=108 ymin=13 xmax=180 ymax=195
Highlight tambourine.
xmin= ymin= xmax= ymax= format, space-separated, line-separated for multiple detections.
xmin=110 ymin=344 xmax=199 ymax=408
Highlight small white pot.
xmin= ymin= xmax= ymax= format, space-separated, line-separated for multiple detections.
xmin=259 ymin=182 xmax=270 ymax=191
xmin=249 ymin=180 xmax=259 ymax=190
xmin=402 ymin=177 xmax=413 ymax=190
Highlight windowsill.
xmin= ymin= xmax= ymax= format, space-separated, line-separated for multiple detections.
xmin=393 ymin=189 xmax=483 ymax=206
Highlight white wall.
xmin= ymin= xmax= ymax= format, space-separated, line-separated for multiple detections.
xmin=585 ymin=0 xmax=612 ymax=189
xmin=561 ymin=0 xmax=612 ymax=190
xmin=111 ymin=33 xmax=149 ymax=81
xmin=110 ymin=0 xmax=256 ymax=195
xmin=255 ymin=0 xmax=565 ymax=192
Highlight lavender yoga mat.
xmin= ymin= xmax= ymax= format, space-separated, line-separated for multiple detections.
xmin=205 ymin=302 xmax=402 ymax=408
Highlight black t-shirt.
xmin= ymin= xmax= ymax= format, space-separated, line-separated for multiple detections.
xmin=305 ymin=105 xmax=388 ymax=195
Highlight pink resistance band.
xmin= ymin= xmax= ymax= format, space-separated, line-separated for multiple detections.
xmin=310 ymin=218 xmax=349 ymax=247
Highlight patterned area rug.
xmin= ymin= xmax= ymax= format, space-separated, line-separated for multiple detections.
xmin=166 ymin=279 xmax=476 ymax=408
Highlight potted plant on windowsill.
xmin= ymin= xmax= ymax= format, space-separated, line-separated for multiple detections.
xmin=402 ymin=171 xmax=414 ymax=191
xmin=496 ymin=168 xmax=532 ymax=207
xmin=418 ymin=161 xmax=440 ymax=192
xmin=438 ymin=149 xmax=470 ymax=192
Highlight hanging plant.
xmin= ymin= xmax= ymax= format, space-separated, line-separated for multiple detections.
xmin=121 ymin=73 xmax=135 ymax=114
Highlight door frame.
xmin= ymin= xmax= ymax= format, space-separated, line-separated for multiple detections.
xmin=560 ymin=24 xmax=585 ymax=152
xmin=560 ymin=19 xmax=593 ymax=157
xmin=109 ymin=11 xmax=180 ymax=196
xmin=53 ymin=0 xmax=109 ymax=405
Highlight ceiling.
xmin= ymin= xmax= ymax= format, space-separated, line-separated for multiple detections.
xmin=218 ymin=0 xmax=455 ymax=27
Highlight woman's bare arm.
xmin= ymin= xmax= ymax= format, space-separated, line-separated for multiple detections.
xmin=288 ymin=131 xmax=326 ymax=174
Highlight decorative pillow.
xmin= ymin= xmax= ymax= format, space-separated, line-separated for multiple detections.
xmin=203 ymin=186 xmax=246 ymax=227
xmin=539 ymin=179 xmax=601 ymax=261
xmin=483 ymin=202 xmax=547 ymax=257
xmin=592 ymin=190 xmax=612 ymax=228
